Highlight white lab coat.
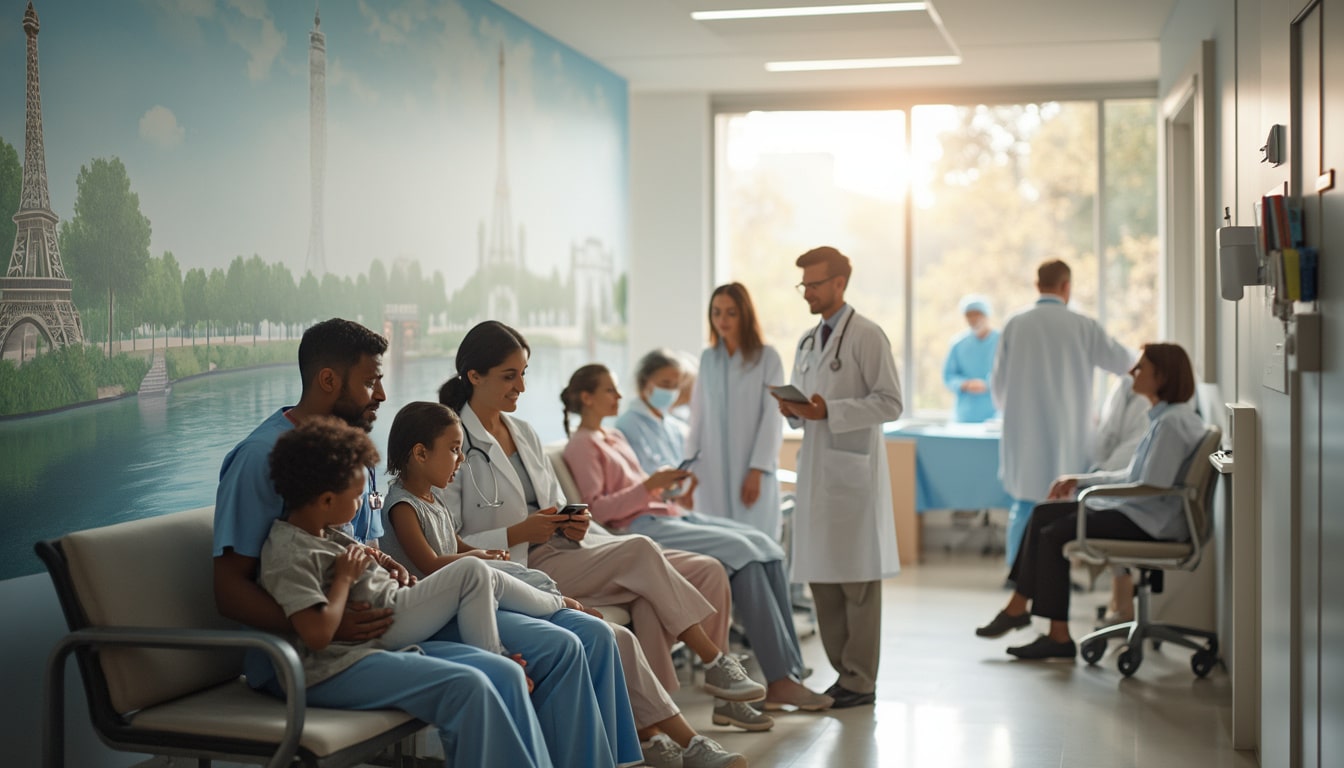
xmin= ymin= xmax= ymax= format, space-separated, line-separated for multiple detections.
xmin=1091 ymin=375 xmax=1151 ymax=471
xmin=990 ymin=296 xmax=1134 ymax=501
xmin=441 ymin=404 xmax=568 ymax=565
xmin=787 ymin=305 xmax=904 ymax=584
xmin=686 ymin=341 xmax=785 ymax=538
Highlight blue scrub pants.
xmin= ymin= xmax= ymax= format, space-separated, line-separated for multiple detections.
xmin=303 ymin=641 xmax=549 ymax=768
xmin=731 ymin=560 xmax=806 ymax=683
xmin=1006 ymin=498 xmax=1039 ymax=568
xmin=433 ymin=608 xmax=640 ymax=768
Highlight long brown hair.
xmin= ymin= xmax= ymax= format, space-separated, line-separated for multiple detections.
xmin=708 ymin=282 xmax=764 ymax=363
xmin=560 ymin=363 xmax=609 ymax=437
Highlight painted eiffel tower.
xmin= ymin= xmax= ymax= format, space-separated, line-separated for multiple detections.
xmin=0 ymin=2 xmax=84 ymax=353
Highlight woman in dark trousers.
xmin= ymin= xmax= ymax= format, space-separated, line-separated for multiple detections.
xmin=974 ymin=343 xmax=1206 ymax=660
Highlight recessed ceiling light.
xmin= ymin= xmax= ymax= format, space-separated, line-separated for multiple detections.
xmin=691 ymin=3 xmax=926 ymax=21
xmin=765 ymin=55 xmax=962 ymax=71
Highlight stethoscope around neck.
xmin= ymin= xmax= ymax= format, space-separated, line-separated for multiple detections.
xmin=462 ymin=428 xmax=504 ymax=508
xmin=798 ymin=310 xmax=854 ymax=373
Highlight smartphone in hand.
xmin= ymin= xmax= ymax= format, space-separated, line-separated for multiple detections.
xmin=676 ymin=451 xmax=701 ymax=471
xmin=558 ymin=503 xmax=589 ymax=519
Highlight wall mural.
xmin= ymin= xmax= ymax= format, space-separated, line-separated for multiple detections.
xmin=0 ymin=0 xmax=628 ymax=580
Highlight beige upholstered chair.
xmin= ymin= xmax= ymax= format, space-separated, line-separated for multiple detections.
xmin=36 ymin=507 xmax=423 ymax=768
xmin=1065 ymin=426 xmax=1223 ymax=678
xmin=542 ymin=441 xmax=632 ymax=627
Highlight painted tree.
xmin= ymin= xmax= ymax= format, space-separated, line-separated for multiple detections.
xmin=141 ymin=251 xmax=183 ymax=353
xmin=182 ymin=267 xmax=206 ymax=347
xmin=0 ymin=136 xmax=19 ymax=256
xmin=58 ymin=157 xmax=151 ymax=357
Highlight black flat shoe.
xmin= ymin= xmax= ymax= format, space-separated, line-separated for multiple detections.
xmin=975 ymin=610 xmax=1032 ymax=638
xmin=826 ymin=684 xmax=876 ymax=709
xmin=1007 ymin=635 xmax=1077 ymax=660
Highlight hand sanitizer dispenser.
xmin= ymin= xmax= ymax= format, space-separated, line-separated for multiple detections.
xmin=1217 ymin=225 xmax=1262 ymax=300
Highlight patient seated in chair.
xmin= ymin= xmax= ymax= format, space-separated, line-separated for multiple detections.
xmin=973 ymin=343 xmax=1205 ymax=660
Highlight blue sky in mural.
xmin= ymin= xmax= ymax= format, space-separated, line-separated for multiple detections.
xmin=0 ymin=0 xmax=628 ymax=292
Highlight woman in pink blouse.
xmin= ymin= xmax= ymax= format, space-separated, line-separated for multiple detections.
xmin=563 ymin=364 xmax=833 ymax=712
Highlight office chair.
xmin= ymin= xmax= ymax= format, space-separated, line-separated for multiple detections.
xmin=1064 ymin=426 xmax=1222 ymax=678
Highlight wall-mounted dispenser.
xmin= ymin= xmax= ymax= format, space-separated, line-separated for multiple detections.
xmin=1217 ymin=225 xmax=1262 ymax=300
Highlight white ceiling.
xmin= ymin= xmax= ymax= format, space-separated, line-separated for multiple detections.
xmin=494 ymin=0 xmax=1177 ymax=94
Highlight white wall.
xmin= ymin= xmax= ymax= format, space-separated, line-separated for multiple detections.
xmin=627 ymin=93 xmax=714 ymax=380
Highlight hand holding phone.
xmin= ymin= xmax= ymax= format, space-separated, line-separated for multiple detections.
xmin=558 ymin=503 xmax=589 ymax=519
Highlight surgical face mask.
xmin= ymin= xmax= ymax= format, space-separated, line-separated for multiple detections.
xmin=647 ymin=386 xmax=678 ymax=412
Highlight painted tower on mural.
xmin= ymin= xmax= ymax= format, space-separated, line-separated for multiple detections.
xmin=478 ymin=44 xmax=522 ymax=327
xmin=306 ymin=6 xmax=327 ymax=276
xmin=0 ymin=2 xmax=83 ymax=354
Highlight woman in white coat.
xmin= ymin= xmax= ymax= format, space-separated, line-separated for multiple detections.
xmin=779 ymin=245 xmax=903 ymax=708
xmin=438 ymin=321 xmax=774 ymax=763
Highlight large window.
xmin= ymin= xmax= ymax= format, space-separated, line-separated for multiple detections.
xmin=715 ymin=99 xmax=1157 ymax=416
xmin=713 ymin=110 xmax=908 ymax=377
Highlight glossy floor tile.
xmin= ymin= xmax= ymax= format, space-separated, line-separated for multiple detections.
xmin=671 ymin=556 xmax=1257 ymax=768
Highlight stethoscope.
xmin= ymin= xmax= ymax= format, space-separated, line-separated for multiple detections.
xmin=798 ymin=309 xmax=854 ymax=373
xmin=462 ymin=429 xmax=504 ymax=508
xmin=357 ymin=469 xmax=382 ymax=542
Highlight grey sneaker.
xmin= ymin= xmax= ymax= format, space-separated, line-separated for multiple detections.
xmin=712 ymin=698 xmax=774 ymax=731
xmin=681 ymin=735 xmax=747 ymax=768
xmin=702 ymin=654 xmax=766 ymax=701
xmin=640 ymin=733 xmax=683 ymax=768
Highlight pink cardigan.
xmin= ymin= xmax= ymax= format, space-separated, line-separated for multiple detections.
xmin=563 ymin=427 xmax=682 ymax=529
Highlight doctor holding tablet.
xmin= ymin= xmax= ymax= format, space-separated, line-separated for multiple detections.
xmin=775 ymin=246 xmax=904 ymax=709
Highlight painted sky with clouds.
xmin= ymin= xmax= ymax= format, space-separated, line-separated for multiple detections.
xmin=0 ymin=0 xmax=628 ymax=292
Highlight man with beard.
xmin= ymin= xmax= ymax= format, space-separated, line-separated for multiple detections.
xmin=212 ymin=318 xmax=563 ymax=767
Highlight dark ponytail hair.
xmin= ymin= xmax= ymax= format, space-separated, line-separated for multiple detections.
xmin=560 ymin=363 xmax=609 ymax=437
xmin=386 ymin=401 xmax=461 ymax=477
xmin=439 ymin=321 xmax=531 ymax=412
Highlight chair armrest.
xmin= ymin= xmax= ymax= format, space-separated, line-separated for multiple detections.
xmin=777 ymin=468 xmax=798 ymax=487
xmin=1073 ymin=483 xmax=1199 ymax=568
xmin=46 ymin=627 xmax=304 ymax=768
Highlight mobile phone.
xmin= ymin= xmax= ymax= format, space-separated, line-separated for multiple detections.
xmin=558 ymin=503 xmax=589 ymax=518
xmin=676 ymin=452 xmax=700 ymax=471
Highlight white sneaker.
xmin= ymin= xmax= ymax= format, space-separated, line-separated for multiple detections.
xmin=702 ymin=654 xmax=766 ymax=702
xmin=640 ymin=733 xmax=684 ymax=768
xmin=681 ymin=735 xmax=747 ymax=768
xmin=712 ymin=699 xmax=774 ymax=732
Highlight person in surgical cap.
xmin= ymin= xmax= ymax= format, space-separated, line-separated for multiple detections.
xmin=942 ymin=295 xmax=1000 ymax=423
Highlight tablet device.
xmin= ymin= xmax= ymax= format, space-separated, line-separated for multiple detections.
xmin=768 ymin=384 xmax=810 ymax=403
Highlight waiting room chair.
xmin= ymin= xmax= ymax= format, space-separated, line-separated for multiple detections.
xmin=35 ymin=507 xmax=424 ymax=768
xmin=1064 ymin=426 xmax=1223 ymax=678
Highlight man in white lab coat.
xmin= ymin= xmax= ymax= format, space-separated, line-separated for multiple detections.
xmin=776 ymin=246 xmax=903 ymax=709
xmin=991 ymin=259 xmax=1135 ymax=570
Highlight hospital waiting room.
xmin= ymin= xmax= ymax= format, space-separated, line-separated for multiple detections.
xmin=0 ymin=0 xmax=1339 ymax=767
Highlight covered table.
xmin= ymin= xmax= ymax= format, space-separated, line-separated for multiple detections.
xmin=884 ymin=421 xmax=1013 ymax=512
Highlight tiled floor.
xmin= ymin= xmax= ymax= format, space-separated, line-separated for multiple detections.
xmin=671 ymin=556 xmax=1257 ymax=768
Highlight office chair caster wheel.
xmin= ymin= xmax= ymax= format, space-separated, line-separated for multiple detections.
xmin=1117 ymin=646 xmax=1141 ymax=677
xmin=1080 ymin=637 xmax=1107 ymax=664
xmin=1150 ymin=639 xmax=1163 ymax=652
xmin=1191 ymin=650 xmax=1216 ymax=678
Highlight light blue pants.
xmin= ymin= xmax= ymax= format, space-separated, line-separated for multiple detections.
xmin=631 ymin=514 xmax=803 ymax=683
xmin=433 ymin=608 xmax=640 ymax=768
xmin=731 ymin=560 xmax=806 ymax=683
xmin=305 ymin=641 xmax=550 ymax=768
xmin=1006 ymin=498 xmax=1039 ymax=568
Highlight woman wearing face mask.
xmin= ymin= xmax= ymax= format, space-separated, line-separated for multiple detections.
xmin=614 ymin=348 xmax=700 ymax=504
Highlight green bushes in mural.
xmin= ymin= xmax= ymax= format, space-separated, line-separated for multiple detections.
xmin=0 ymin=345 xmax=148 ymax=416
xmin=164 ymin=342 xmax=298 ymax=381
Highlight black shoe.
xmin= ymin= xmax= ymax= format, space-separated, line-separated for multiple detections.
xmin=975 ymin=610 xmax=1032 ymax=638
xmin=824 ymin=684 xmax=876 ymax=709
xmin=1006 ymin=635 xmax=1077 ymax=660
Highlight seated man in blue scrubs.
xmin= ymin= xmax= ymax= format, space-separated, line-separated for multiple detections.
xmin=214 ymin=318 xmax=639 ymax=768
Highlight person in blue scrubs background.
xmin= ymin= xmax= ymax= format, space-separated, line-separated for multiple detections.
xmin=942 ymin=295 xmax=1000 ymax=423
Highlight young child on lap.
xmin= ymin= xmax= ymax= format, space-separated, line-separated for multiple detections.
xmin=258 ymin=417 xmax=566 ymax=686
